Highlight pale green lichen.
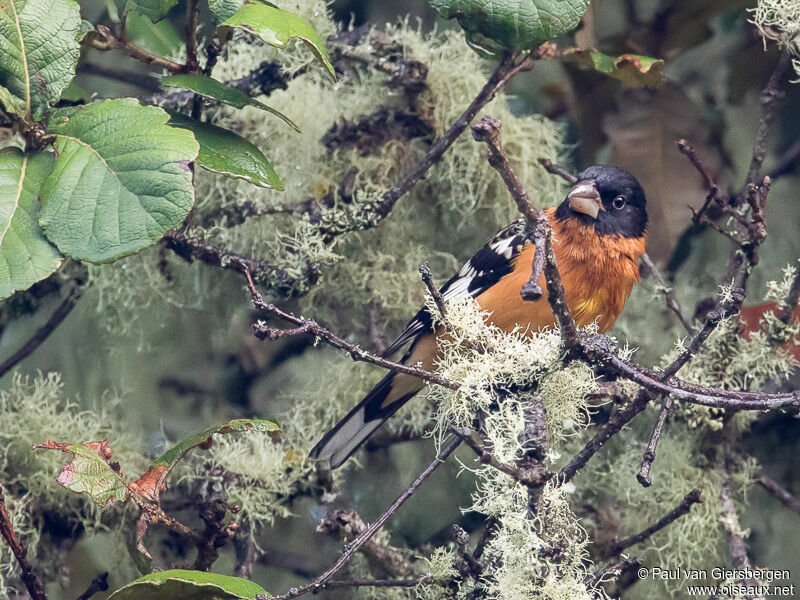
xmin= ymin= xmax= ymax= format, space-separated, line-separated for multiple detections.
xmin=0 ymin=372 xmax=147 ymax=594
xmin=751 ymin=0 xmax=800 ymax=79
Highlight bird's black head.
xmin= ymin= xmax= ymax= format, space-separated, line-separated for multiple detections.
xmin=554 ymin=165 xmax=648 ymax=238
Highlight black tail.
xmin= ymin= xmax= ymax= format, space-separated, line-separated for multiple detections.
xmin=309 ymin=371 xmax=417 ymax=469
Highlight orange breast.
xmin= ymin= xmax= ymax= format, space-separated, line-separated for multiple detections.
xmin=475 ymin=209 xmax=646 ymax=334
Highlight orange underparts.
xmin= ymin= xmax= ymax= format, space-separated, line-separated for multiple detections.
xmin=476 ymin=207 xmax=646 ymax=334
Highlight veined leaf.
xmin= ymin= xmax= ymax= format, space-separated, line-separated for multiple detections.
xmin=209 ymin=0 xmax=241 ymax=23
xmin=133 ymin=418 xmax=280 ymax=501
xmin=161 ymin=74 xmax=300 ymax=131
xmin=0 ymin=0 xmax=82 ymax=120
xmin=33 ymin=439 xmax=128 ymax=507
xmin=169 ymin=113 xmax=284 ymax=190
xmin=124 ymin=0 xmax=178 ymax=22
xmin=218 ymin=1 xmax=335 ymax=79
xmin=125 ymin=9 xmax=183 ymax=61
xmin=562 ymin=49 xmax=664 ymax=88
xmin=427 ymin=0 xmax=589 ymax=52
xmin=39 ymin=99 xmax=199 ymax=263
xmin=109 ymin=569 xmax=269 ymax=600
xmin=0 ymin=148 xmax=62 ymax=300
xmin=0 ymin=85 xmax=24 ymax=117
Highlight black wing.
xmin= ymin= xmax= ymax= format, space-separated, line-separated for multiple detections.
xmin=382 ymin=220 xmax=529 ymax=357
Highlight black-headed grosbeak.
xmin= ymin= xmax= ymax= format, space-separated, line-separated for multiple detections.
xmin=311 ymin=165 xmax=648 ymax=469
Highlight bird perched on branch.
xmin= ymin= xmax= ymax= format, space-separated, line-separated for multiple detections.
xmin=311 ymin=165 xmax=648 ymax=469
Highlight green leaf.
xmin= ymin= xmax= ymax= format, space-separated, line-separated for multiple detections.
xmin=169 ymin=113 xmax=283 ymax=190
xmin=132 ymin=417 xmax=280 ymax=502
xmin=157 ymin=418 xmax=280 ymax=470
xmin=561 ymin=49 xmax=664 ymax=88
xmin=109 ymin=569 xmax=269 ymax=600
xmin=0 ymin=0 xmax=82 ymax=120
xmin=125 ymin=9 xmax=183 ymax=61
xmin=218 ymin=1 xmax=335 ymax=79
xmin=124 ymin=0 xmax=178 ymax=21
xmin=161 ymin=74 xmax=300 ymax=131
xmin=39 ymin=99 xmax=199 ymax=263
xmin=209 ymin=0 xmax=241 ymax=23
xmin=0 ymin=148 xmax=62 ymax=300
xmin=0 ymin=85 xmax=24 ymax=117
xmin=427 ymin=0 xmax=590 ymax=51
xmin=33 ymin=439 xmax=128 ymax=507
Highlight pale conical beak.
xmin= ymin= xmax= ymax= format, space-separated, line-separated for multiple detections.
xmin=568 ymin=180 xmax=603 ymax=219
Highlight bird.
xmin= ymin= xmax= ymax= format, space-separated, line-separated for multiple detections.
xmin=310 ymin=165 xmax=648 ymax=469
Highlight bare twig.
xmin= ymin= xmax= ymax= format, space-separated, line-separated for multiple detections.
xmin=471 ymin=115 xmax=578 ymax=346
xmin=745 ymin=51 xmax=792 ymax=187
xmin=242 ymin=266 xmax=459 ymax=390
xmin=457 ymin=427 xmax=551 ymax=487
xmin=316 ymin=510 xmax=413 ymax=576
xmin=769 ymin=138 xmax=800 ymax=180
xmin=262 ymin=435 xmax=463 ymax=600
xmin=420 ymin=262 xmax=447 ymax=318
xmin=75 ymin=572 xmax=109 ymax=600
xmin=755 ymin=470 xmax=800 ymax=517
xmin=720 ymin=474 xmax=762 ymax=600
xmin=375 ymin=49 xmax=545 ymax=221
xmin=0 ymin=283 xmax=85 ymax=379
xmin=537 ymin=158 xmax=577 ymax=183
xmin=640 ymin=252 xmax=693 ymax=333
xmin=604 ymin=489 xmax=702 ymax=556
xmin=0 ymin=484 xmax=47 ymax=600
xmin=184 ymin=0 xmax=200 ymax=73
xmin=321 ymin=578 xmax=425 ymax=589
xmin=163 ymin=230 xmax=301 ymax=296
xmin=85 ymin=26 xmax=185 ymax=74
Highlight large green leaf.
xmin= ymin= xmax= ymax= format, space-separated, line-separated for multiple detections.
xmin=33 ymin=439 xmax=128 ymax=507
xmin=169 ymin=113 xmax=283 ymax=190
xmin=124 ymin=0 xmax=178 ymax=21
xmin=562 ymin=49 xmax=664 ymax=88
xmin=109 ymin=569 xmax=269 ymax=600
xmin=161 ymin=74 xmax=300 ymax=131
xmin=427 ymin=0 xmax=589 ymax=51
xmin=209 ymin=0 xmax=241 ymax=23
xmin=125 ymin=9 xmax=183 ymax=61
xmin=218 ymin=1 xmax=335 ymax=79
xmin=39 ymin=99 xmax=199 ymax=263
xmin=0 ymin=0 xmax=82 ymax=120
xmin=0 ymin=148 xmax=62 ymax=300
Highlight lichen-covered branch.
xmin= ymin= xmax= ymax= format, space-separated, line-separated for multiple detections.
xmin=0 ymin=484 xmax=47 ymax=600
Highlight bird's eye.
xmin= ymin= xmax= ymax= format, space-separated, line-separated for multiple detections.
xmin=612 ymin=195 xmax=626 ymax=210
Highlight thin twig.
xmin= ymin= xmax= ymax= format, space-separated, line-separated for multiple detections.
xmin=321 ymin=578 xmax=425 ymax=589
xmin=720 ymin=473 xmax=762 ymax=600
xmin=745 ymin=51 xmax=792 ymax=187
xmin=471 ymin=115 xmax=578 ymax=346
xmin=85 ymin=26 xmax=185 ymax=74
xmin=242 ymin=266 xmax=459 ymax=390
xmin=375 ymin=49 xmax=545 ymax=220
xmin=0 ymin=284 xmax=85 ymax=379
xmin=263 ymin=435 xmax=463 ymax=600
xmin=640 ymin=252 xmax=692 ymax=333
xmin=420 ymin=262 xmax=447 ymax=318
xmin=605 ymin=489 xmax=702 ymax=556
xmin=184 ymin=0 xmax=200 ymax=72
xmin=0 ymin=484 xmax=47 ymax=600
xmin=75 ymin=572 xmax=109 ymax=600
xmin=755 ymin=470 xmax=800 ymax=517
xmin=537 ymin=158 xmax=577 ymax=183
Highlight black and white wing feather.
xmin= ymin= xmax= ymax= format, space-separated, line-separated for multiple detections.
xmin=382 ymin=220 xmax=529 ymax=357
